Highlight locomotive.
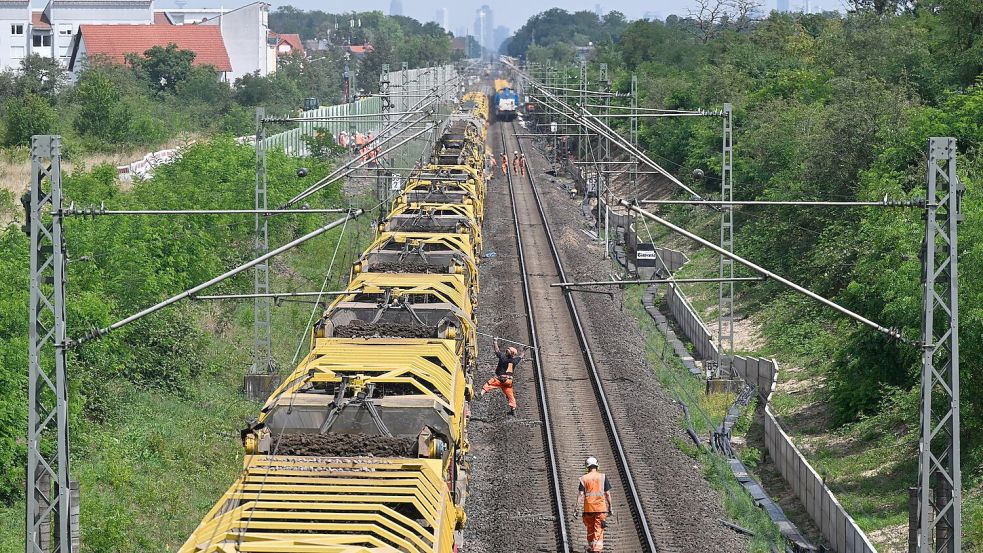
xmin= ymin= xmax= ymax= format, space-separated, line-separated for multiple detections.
xmin=493 ymin=78 xmax=519 ymax=122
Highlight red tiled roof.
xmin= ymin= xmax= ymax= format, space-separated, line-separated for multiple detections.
xmin=277 ymin=33 xmax=303 ymax=55
xmin=346 ymin=44 xmax=374 ymax=54
xmin=32 ymin=11 xmax=51 ymax=30
xmin=77 ymin=24 xmax=231 ymax=72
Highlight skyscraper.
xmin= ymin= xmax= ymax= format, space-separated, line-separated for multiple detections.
xmin=473 ymin=5 xmax=493 ymax=60
xmin=594 ymin=4 xmax=604 ymax=17
xmin=389 ymin=0 xmax=403 ymax=16
xmin=437 ymin=7 xmax=449 ymax=33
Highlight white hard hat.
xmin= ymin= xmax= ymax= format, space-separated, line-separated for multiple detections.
xmin=585 ymin=456 xmax=598 ymax=468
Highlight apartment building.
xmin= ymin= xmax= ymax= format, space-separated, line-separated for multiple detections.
xmin=1 ymin=0 xmax=283 ymax=81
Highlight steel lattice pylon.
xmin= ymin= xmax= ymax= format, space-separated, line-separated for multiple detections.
xmin=915 ymin=137 xmax=963 ymax=552
xmin=717 ymin=103 xmax=734 ymax=377
xmin=379 ymin=64 xmax=392 ymax=217
xmin=629 ymin=74 xmax=638 ymax=196
xmin=252 ymin=108 xmax=273 ymax=376
xmin=27 ymin=135 xmax=74 ymax=553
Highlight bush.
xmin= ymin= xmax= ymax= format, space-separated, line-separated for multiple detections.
xmin=4 ymin=94 xmax=57 ymax=147
xmin=127 ymin=113 xmax=168 ymax=147
xmin=74 ymin=71 xmax=132 ymax=145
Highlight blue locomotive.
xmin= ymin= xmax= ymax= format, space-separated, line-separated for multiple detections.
xmin=493 ymin=81 xmax=520 ymax=121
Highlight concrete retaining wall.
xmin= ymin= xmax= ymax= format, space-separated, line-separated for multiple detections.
xmin=646 ymin=283 xmax=878 ymax=553
xmin=664 ymin=283 xmax=718 ymax=363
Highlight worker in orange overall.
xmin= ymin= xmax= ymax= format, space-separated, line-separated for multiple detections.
xmin=478 ymin=338 xmax=527 ymax=416
xmin=575 ymin=457 xmax=613 ymax=553
xmin=512 ymin=151 xmax=520 ymax=174
xmin=500 ymin=152 xmax=509 ymax=176
xmin=519 ymin=153 xmax=527 ymax=177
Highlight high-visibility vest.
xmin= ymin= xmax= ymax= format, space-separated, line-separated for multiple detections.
xmin=580 ymin=471 xmax=607 ymax=513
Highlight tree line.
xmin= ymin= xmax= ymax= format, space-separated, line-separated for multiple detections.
xmin=512 ymin=5 xmax=982 ymax=543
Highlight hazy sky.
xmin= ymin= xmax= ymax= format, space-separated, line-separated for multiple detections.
xmin=148 ymin=0 xmax=828 ymax=34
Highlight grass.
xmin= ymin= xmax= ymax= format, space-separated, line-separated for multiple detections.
xmin=0 ymin=187 xmax=376 ymax=551
xmin=624 ymin=284 xmax=785 ymax=552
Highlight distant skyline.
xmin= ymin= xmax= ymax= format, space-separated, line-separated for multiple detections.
xmin=145 ymin=0 xmax=837 ymax=34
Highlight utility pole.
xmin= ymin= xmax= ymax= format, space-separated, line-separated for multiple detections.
xmin=914 ymin=137 xmax=963 ymax=553
xmin=379 ymin=64 xmax=392 ymax=220
xmin=579 ymin=60 xmax=587 ymax=163
xmin=629 ymin=74 xmax=638 ymax=200
xmin=248 ymin=109 xmax=274 ymax=400
xmin=27 ymin=135 xmax=76 ymax=553
xmin=716 ymin=103 xmax=734 ymax=378
xmin=599 ymin=63 xmax=610 ymax=259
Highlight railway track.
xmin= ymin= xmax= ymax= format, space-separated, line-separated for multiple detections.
xmin=499 ymin=120 xmax=658 ymax=553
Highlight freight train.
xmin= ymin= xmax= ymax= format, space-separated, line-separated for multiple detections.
xmin=492 ymin=79 xmax=519 ymax=122
xmin=179 ymin=91 xmax=489 ymax=553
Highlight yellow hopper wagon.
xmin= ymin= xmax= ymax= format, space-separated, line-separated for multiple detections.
xmin=381 ymin=202 xmax=483 ymax=253
xmin=354 ymin=232 xmax=480 ymax=294
xmin=180 ymin=87 xmax=489 ymax=553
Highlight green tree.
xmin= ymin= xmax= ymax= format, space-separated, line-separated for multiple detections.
xmin=234 ymin=71 xmax=276 ymax=106
xmin=4 ymin=94 xmax=57 ymax=146
xmin=74 ymin=70 xmax=132 ymax=144
xmin=16 ymin=54 xmax=66 ymax=99
xmin=127 ymin=43 xmax=197 ymax=93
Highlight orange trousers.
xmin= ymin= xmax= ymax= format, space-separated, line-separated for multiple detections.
xmin=481 ymin=376 xmax=516 ymax=408
xmin=582 ymin=512 xmax=607 ymax=552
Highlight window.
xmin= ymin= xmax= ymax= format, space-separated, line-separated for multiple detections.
xmin=33 ymin=34 xmax=51 ymax=47
xmin=11 ymin=45 xmax=24 ymax=59
xmin=58 ymin=23 xmax=72 ymax=35
xmin=11 ymin=24 xmax=24 ymax=36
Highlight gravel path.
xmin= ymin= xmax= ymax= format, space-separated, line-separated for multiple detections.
xmin=462 ymin=125 xmax=558 ymax=553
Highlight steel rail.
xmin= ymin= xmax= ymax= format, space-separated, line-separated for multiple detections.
xmin=500 ymin=122 xmax=570 ymax=553
xmin=510 ymin=122 xmax=659 ymax=552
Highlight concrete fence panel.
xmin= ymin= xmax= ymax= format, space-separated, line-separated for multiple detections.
xmin=648 ymin=276 xmax=878 ymax=553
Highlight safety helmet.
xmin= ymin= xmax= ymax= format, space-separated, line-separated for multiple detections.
xmin=514 ymin=150 xmax=518 ymax=154
xmin=506 ymin=346 xmax=518 ymax=357
xmin=585 ymin=456 xmax=598 ymax=468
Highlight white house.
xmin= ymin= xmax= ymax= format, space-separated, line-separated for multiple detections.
xmin=0 ymin=0 xmax=278 ymax=79
xmin=1 ymin=0 xmax=31 ymax=71
xmin=196 ymin=2 xmax=274 ymax=81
